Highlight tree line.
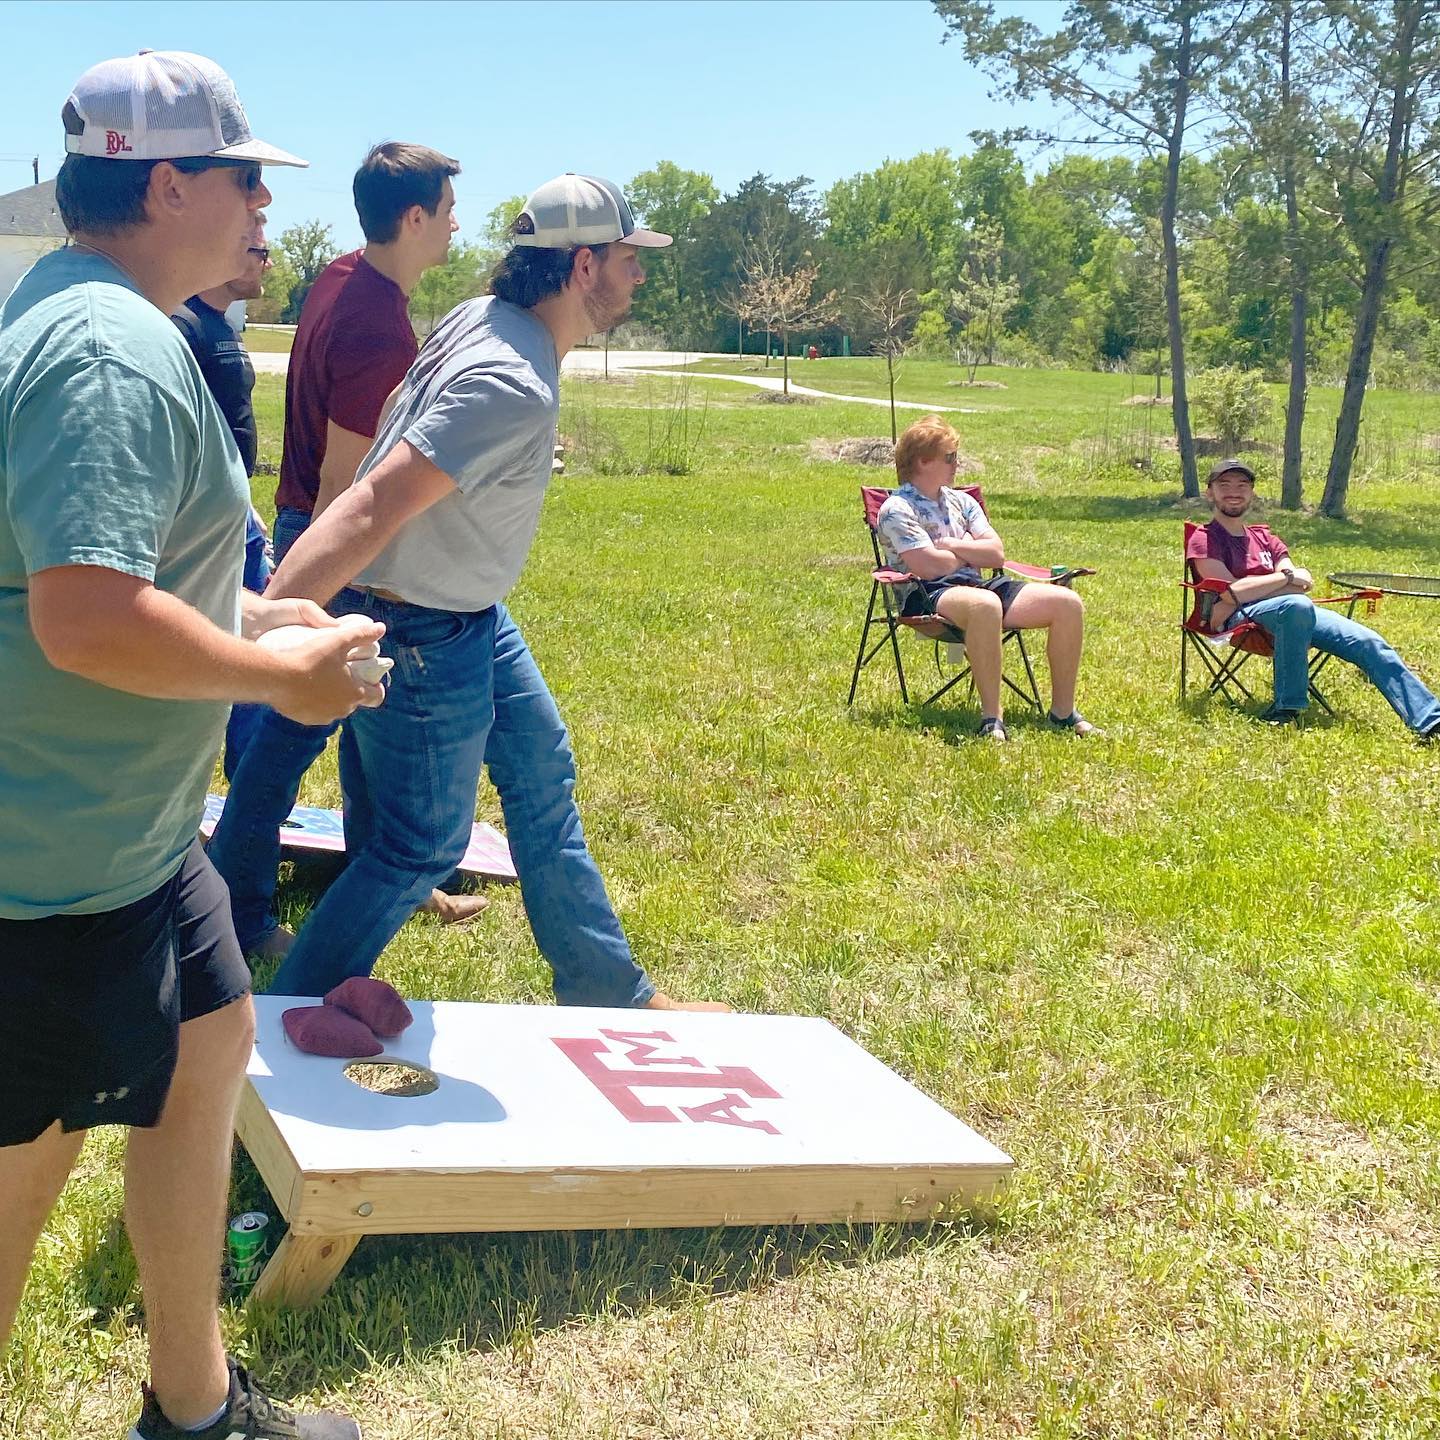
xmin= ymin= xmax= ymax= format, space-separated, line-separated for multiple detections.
xmin=253 ymin=1 xmax=1440 ymax=516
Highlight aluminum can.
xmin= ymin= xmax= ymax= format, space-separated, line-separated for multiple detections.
xmin=225 ymin=1210 xmax=270 ymax=1288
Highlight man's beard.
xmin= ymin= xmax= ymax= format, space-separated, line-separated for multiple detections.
xmin=583 ymin=274 xmax=631 ymax=333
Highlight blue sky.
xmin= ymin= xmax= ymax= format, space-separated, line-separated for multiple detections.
xmin=0 ymin=0 xmax=1071 ymax=248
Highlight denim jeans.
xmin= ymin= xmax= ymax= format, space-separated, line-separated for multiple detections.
xmin=209 ymin=505 xmax=335 ymax=948
xmin=268 ymin=598 xmax=655 ymax=1008
xmin=1239 ymin=593 xmax=1440 ymax=731
xmin=271 ymin=505 xmax=313 ymax=566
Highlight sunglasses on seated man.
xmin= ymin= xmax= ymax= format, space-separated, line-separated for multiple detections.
xmin=170 ymin=155 xmax=264 ymax=193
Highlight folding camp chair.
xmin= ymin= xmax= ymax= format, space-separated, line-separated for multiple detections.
xmin=848 ymin=484 xmax=1095 ymax=710
xmin=1179 ymin=520 xmax=1381 ymax=714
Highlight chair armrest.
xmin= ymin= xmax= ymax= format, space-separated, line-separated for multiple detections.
xmin=872 ymin=567 xmax=915 ymax=585
xmin=1005 ymin=561 xmax=1096 ymax=586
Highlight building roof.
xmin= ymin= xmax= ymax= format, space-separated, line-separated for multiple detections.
xmin=0 ymin=180 xmax=65 ymax=239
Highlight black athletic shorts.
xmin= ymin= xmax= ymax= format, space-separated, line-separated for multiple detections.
xmin=0 ymin=840 xmax=251 ymax=1147
xmin=901 ymin=571 xmax=1024 ymax=619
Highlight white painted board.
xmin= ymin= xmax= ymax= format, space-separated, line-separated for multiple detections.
xmin=247 ymin=996 xmax=1012 ymax=1177
xmin=201 ymin=794 xmax=516 ymax=880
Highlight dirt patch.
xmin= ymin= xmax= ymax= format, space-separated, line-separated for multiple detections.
xmin=1123 ymin=394 xmax=1172 ymax=407
xmin=947 ymin=379 xmax=1008 ymax=390
xmin=809 ymin=437 xmax=895 ymax=467
xmin=808 ymin=437 xmax=984 ymax=476
xmin=752 ymin=390 xmax=818 ymax=405
xmin=1159 ymin=435 xmax=1278 ymax=457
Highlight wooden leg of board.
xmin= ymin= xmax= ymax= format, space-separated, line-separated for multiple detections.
xmin=247 ymin=1231 xmax=360 ymax=1309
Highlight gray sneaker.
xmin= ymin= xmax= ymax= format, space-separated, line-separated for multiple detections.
xmin=128 ymin=1358 xmax=359 ymax=1440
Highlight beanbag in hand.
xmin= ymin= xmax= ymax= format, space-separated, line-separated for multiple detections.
xmin=283 ymin=1005 xmax=383 ymax=1058
xmin=324 ymin=976 xmax=413 ymax=1038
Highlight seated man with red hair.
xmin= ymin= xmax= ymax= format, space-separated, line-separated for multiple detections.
xmin=876 ymin=415 xmax=1098 ymax=742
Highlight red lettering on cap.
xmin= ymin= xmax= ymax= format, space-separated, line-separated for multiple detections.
xmin=105 ymin=130 xmax=132 ymax=155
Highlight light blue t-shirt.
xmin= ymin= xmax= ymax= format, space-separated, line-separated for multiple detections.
xmin=353 ymin=295 xmax=560 ymax=612
xmin=0 ymin=248 xmax=248 ymax=918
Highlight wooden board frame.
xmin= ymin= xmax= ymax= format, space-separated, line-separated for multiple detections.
xmin=235 ymin=999 xmax=1013 ymax=1308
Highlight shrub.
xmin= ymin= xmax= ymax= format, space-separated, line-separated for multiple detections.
xmin=1189 ymin=365 xmax=1275 ymax=450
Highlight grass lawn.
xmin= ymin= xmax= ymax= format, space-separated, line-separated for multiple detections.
xmin=241 ymin=325 xmax=296 ymax=353
xmin=7 ymin=362 xmax=1440 ymax=1438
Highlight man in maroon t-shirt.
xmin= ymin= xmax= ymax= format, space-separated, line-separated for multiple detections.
xmin=1188 ymin=459 xmax=1440 ymax=733
xmin=209 ymin=142 xmax=481 ymax=956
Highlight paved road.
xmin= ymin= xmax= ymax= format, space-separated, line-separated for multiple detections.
xmin=251 ymin=346 xmax=970 ymax=412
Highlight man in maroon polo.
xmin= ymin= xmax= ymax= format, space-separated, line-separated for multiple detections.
xmin=208 ymin=141 xmax=482 ymax=955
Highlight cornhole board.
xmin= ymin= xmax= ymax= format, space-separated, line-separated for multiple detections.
xmin=201 ymin=793 xmax=516 ymax=881
xmin=236 ymin=995 xmax=1013 ymax=1307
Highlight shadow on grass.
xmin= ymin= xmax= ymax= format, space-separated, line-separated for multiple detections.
xmin=232 ymin=1207 xmax=999 ymax=1393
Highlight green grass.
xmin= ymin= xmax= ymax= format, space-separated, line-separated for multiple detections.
xmin=6 ymin=362 xmax=1440 ymax=1438
xmin=241 ymin=326 xmax=295 ymax=353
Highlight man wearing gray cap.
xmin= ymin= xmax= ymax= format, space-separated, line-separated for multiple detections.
xmin=1189 ymin=459 xmax=1440 ymax=734
xmin=0 ymin=51 xmax=372 ymax=1440
xmin=265 ymin=175 xmax=726 ymax=1011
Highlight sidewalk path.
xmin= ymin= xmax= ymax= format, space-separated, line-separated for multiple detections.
xmin=252 ymin=346 xmax=971 ymax=412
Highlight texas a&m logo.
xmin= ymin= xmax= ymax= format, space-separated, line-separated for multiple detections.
xmin=105 ymin=130 xmax=133 ymax=155
xmin=552 ymin=1028 xmax=783 ymax=1134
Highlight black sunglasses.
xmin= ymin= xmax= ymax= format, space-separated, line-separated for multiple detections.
xmin=171 ymin=156 xmax=264 ymax=193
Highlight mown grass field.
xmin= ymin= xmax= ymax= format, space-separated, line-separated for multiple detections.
xmin=5 ymin=361 xmax=1439 ymax=1439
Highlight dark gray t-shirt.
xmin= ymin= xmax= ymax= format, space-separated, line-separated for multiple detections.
xmin=353 ymin=296 xmax=559 ymax=611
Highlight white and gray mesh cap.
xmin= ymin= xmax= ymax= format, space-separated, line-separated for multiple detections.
xmin=63 ymin=50 xmax=307 ymax=166
xmin=511 ymin=174 xmax=671 ymax=249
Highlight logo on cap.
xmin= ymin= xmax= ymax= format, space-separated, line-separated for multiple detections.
xmin=105 ymin=129 xmax=132 ymax=155
xmin=512 ymin=213 xmax=535 ymax=236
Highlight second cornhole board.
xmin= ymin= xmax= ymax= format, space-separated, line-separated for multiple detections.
xmin=237 ymin=996 xmax=1013 ymax=1307
xmin=201 ymin=793 xmax=516 ymax=881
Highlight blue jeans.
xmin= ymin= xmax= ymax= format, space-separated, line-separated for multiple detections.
xmin=209 ymin=506 xmax=333 ymax=946
xmin=268 ymin=597 xmax=654 ymax=1007
xmin=271 ymin=505 xmax=312 ymax=567
xmin=1240 ymin=594 xmax=1440 ymax=731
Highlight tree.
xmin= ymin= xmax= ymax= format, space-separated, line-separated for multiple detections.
xmin=950 ymin=221 xmax=1020 ymax=378
xmin=1319 ymin=0 xmax=1440 ymax=517
xmin=687 ymin=173 xmax=825 ymax=351
xmin=1218 ymin=0 xmax=1335 ymax=508
xmin=275 ymin=219 xmax=339 ymax=323
xmin=409 ymin=240 xmax=493 ymax=334
xmin=627 ymin=161 xmax=718 ymax=344
xmin=737 ymin=223 xmax=838 ymax=395
xmin=938 ymin=0 xmax=1253 ymax=497
xmin=852 ymin=282 xmax=917 ymax=440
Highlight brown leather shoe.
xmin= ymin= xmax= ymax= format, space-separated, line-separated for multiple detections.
xmin=420 ymin=889 xmax=490 ymax=925
xmin=643 ymin=990 xmax=732 ymax=1013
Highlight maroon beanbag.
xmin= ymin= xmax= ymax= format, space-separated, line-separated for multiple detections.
xmin=282 ymin=1005 xmax=383 ymax=1058
xmin=324 ymin=976 xmax=413 ymax=1038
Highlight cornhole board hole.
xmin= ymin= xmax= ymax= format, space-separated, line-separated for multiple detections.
xmin=236 ymin=995 xmax=1014 ymax=1308
xmin=201 ymin=793 xmax=516 ymax=881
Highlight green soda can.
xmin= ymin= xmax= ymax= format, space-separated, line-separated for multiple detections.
xmin=226 ymin=1211 xmax=270 ymax=1289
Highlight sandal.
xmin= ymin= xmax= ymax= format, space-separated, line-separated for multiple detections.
xmin=1048 ymin=710 xmax=1103 ymax=737
xmin=978 ymin=716 xmax=1009 ymax=743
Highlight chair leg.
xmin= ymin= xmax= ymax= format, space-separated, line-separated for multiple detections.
xmin=847 ymin=589 xmax=878 ymax=706
xmin=1003 ymin=629 xmax=1043 ymax=712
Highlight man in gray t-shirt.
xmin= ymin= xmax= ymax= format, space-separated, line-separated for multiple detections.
xmin=267 ymin=174 xmax=726 ymax=1012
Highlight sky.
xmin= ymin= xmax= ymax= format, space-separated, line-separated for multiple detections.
xmin=0 ymin=0 xmax=1073 ymax=249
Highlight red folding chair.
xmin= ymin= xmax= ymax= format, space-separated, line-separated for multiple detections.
xmin=1179 ymin=520 xmax=1381 ymax=713
xmin=848 ymin=484 xmax=1094 ymax=710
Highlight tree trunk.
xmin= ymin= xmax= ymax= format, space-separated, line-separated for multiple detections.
xmin=1279 ymin=0 xmax=1307 ymax=510
xmin=1321 ymin=0 xmax=1418 ymax=518
xmin=1321 ymin=243 xmax=1393 ymax=516
xmin=887 ymin=352 xmax=897 ymax=442
xmin=1163 ymin=15 xmax=1199 ymax=498
xmin=782 ymin=331 xmax=790 ymax=395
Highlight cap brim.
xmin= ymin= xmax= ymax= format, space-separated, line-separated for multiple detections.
xmin=621 ymin=227 xmax=672 ymax=248
xmin=213 ymin=137 xmax=308 ymax=167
